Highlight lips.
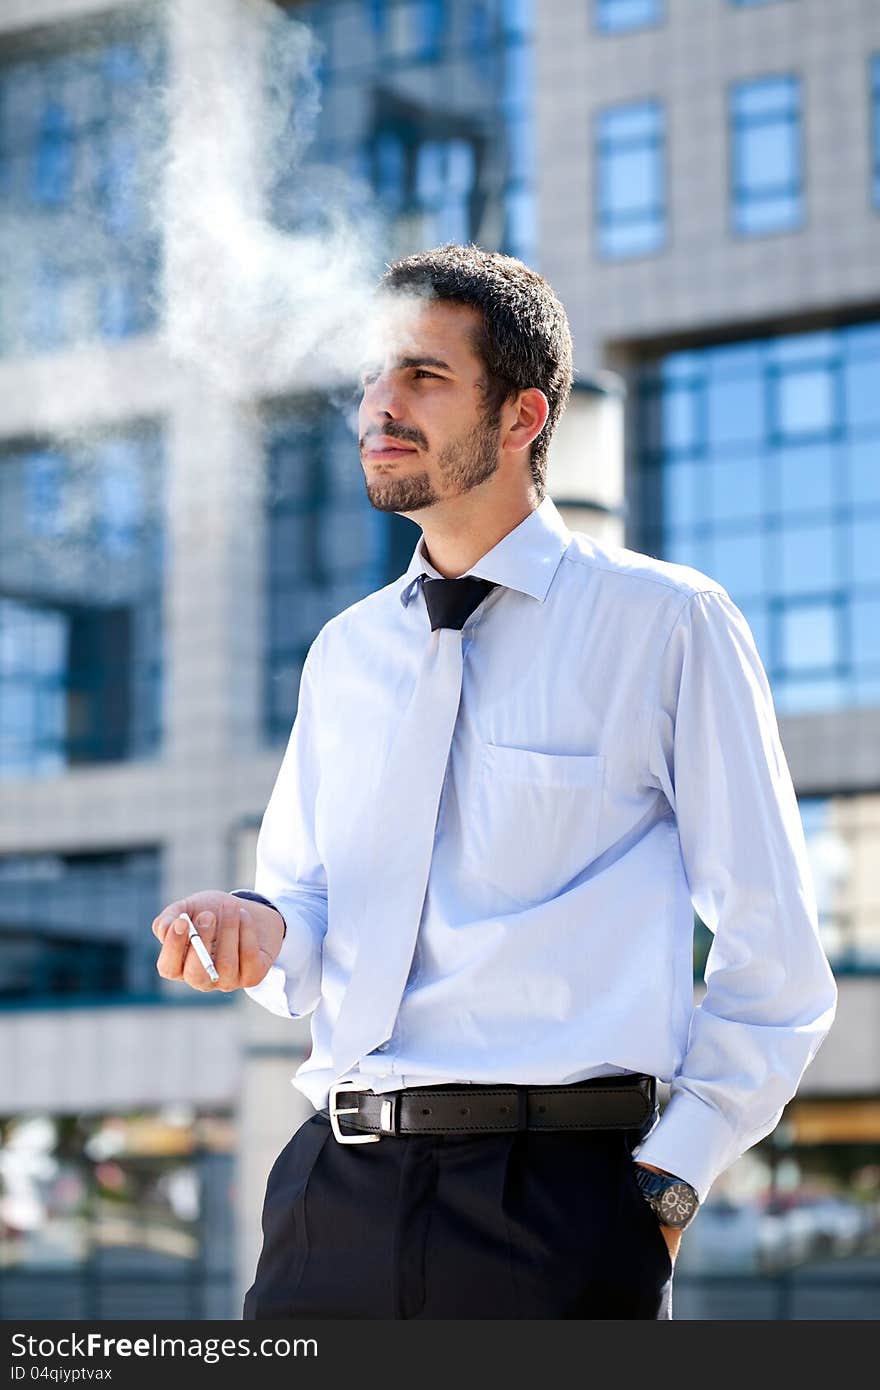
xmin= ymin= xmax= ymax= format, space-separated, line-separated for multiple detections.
xmin=363 ymin=439 xmax=419 ymax=459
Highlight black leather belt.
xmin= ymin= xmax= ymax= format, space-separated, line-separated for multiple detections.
xmin=324 ymin=1074 xmax=656 ymax=1144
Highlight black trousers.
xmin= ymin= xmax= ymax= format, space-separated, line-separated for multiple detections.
xmin=242 ymin=1109 xmax=674 ymax=1320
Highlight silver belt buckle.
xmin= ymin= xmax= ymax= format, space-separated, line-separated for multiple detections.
xmin=328 ymin=1080 xmax=381 ymax=1145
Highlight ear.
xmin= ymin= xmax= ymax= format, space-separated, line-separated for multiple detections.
xmin=502 ymin=388 xmax=549 ymax=456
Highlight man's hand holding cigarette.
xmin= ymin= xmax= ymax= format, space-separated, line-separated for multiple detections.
xmin=151 ymin=892 xmax=285 ymax=993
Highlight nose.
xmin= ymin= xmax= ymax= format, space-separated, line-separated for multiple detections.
xmin=361 ymin=368 xmax=405 ymax=421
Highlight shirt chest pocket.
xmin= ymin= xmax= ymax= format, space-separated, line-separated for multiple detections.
xmin=466 ymin=744 xmax=606 ymax=910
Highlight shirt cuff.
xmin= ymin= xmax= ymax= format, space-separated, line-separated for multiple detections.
xmin=242 ymin=958 xmax=295 ymax=1018
xmin=229 ymin=889 xmax=286 ymax=938
xmin=632 ymin=1088 xmax=740 ymax=1205
xmin=239 ymin=899 xmax=322 ymax=1020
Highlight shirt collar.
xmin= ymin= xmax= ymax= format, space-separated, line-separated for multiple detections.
xmin=398 ymin=495 xmax=572 ymax=609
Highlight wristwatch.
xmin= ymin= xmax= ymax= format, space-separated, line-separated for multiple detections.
xmin=632 ymin=1164 xmax=699 ymax=1230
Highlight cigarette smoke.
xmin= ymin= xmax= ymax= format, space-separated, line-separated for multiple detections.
xmin=162 ymin=0 xmax=405 ymax=399
xmin=1 ymin=0 xmax=427 ymax=601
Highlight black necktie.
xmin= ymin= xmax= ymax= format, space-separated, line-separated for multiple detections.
xmin=331 ymin=571 xmax=498 ymax=1075
xmin=422 ymin=576 xmax=497 ymax=631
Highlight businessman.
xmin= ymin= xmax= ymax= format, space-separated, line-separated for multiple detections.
xmin=152 ymin=243 xmax=837 ymax=1319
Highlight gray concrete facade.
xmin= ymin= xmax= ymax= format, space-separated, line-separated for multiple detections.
xmin=538 ymin=0 xmax=880 ymax=363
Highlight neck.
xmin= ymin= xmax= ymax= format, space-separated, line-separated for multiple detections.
xmin=418 ymin=492 xmax=541 ymax=579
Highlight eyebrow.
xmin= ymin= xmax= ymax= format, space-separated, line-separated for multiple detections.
xmin=361 ymin=355 xmax=454 ymax=378
xmin=397 ymin=355 xmax=453 ymax=371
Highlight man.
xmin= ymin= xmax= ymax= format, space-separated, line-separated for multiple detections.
xmin=152 ymin=244 xmax=837 ymax=1320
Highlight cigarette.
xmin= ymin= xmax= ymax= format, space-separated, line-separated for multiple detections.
xmin=180 ymin=913 xmax=220 ymax=983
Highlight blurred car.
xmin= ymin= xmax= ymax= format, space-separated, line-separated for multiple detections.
xmin=758 ymin=1192 xmax=868 ymax=1269
xmin=675 ymin=1197 xmax=762 ymax=1275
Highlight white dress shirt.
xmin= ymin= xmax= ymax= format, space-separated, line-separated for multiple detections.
xmin=243 ymin=495 xmax=837 ymax=1202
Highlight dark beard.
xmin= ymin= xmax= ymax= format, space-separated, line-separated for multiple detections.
xmin=363 ymin=413 xmax=500 ymax=514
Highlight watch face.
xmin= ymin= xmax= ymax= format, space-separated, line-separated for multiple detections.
xmin=657 ymin=1181 xmax=699 ymax=1229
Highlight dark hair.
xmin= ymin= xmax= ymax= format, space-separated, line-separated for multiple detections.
xmin=379 ymin=243 xmax=574 ymax=499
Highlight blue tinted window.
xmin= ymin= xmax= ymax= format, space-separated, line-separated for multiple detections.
xmin=417 ymin=0 xmax=448 ymax=58
xmin=286 ymin=0 xmax=534 ymax=265
xmin=0 ymin=849 xmax=160 ymax=1002
xmin=730 ymin=75 xmax=802 ymax=236
xmin=849 ymin=438 xmax=880 ymax=506
xmin=775 ymin=367 xmax=836 ymax=439
xmin=707 ymin=455 xmax=764 ymax=524
xmin=661 ymin=385 xmax=700 ymax=453
xmin=0 ymin=25 xmax=163 ymax=356
xmin=780 ymin=602 xmax=839 ymax=673
xmin=778 ymin=522 xmax=837 ymax=596
xmin=596 ymin=99 xmax=665 ymax=259
xmin=776 ymin=443 xmax=835 ymax=517
xmin=33 ymin=99 xmax=74 ymax=205
xmin=852 ymin=596 xmax=880 ymax=664
xmin=595 ymin=0 xmax=663 ymax=33
xmin=637 ymin=321 xmax=880 ymax=715
xmin=265 ymin=400 xmax=390 ymax=743
xmin=0 ymin=428 xmax=163 ymax=775
xmin=707 ymin=374 xmax=764 ymax=448
xmin=851 ymin=517 xmax=880 ymax=585
xmin=845 ymin=356 xmax=880 ymax=429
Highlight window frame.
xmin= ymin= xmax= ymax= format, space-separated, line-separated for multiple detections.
xmin=594 ymin=96 xmax=667 ymax=261
xmin=728 ymin=71 xmax=805 ymax=239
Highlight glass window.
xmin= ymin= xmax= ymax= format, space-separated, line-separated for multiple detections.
xmin=661 ymin=384 xmax=700 ymax=454
xmin=0 ymin=428 xmax=164 ymax=776
xmin=849 ymin=437 xmax=880 ymax=506
xmin=775 ymin=443 xmax=835 ymax=517
xmin=706 ymin=374 xmax=764 ymax=450
xmin=596 ymin=99 xmax=665 ymax=260
xmin=851 ymin=595 xmax=880 ymax=666
xmin=287 ymin=0 xmax=534 ymax=264
xmin=636 ymin=320 xmax=880 ymax=714
xmin=501 ymin=0 xmax=532 ymax=39
xmin=707 ymin=455 xmax=764 ymax=525
xmin=594 ymin=0 xmax=663 ymax=34
xmin=775 ymin=366 xmax=837 ymax=441
xmin=779 ymin=601 xmax=839 ymax=673
xmin=0 ymin=22 xmax=164 ymax=356
xmin=0 ymin=849 xmax=160 ymax=1002
xmin=850 ymin=516 xmax=880 ymax=585
xmin=381 ymin=0 xmax=449 ymax=61
xmin=730 ymin=75 xmax=802 ymax=236
xmin=777 ymin=521 xmax=837 ymax=595
xmin=662 ymin=461 xmax=701 ymax=528
xmin=844 ymin=356 xmax=880 ymax=430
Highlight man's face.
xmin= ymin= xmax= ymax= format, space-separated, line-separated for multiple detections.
xmin=357 ymin=300 xmax=503 ymax=516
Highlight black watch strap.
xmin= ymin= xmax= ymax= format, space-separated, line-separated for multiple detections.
xmin=633 ymin=1164 xmax=699 ymax=1229
xmin=229 ymin=890 xmax=287 ymax=939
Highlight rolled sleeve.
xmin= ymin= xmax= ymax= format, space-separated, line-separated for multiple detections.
xmin=242 ymin=637 xmax=327 ymax=1020
xmin=635 ymin=588 xmax=838 ymax=1202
